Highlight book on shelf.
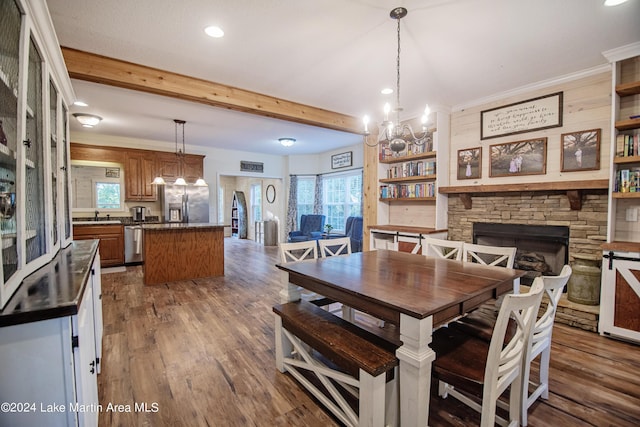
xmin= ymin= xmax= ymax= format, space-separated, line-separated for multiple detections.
xmin=617 ymin=133 xmax=640 ymax=157
xmin=378 ymin=182 xmax=435 ymax=199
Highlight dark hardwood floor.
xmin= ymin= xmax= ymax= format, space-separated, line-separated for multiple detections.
xmin=98 ymin=238 xmax=640 ymax=427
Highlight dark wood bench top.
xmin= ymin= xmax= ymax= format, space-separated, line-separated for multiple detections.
xmin=273 ymin=300 xmax=399 ymax=378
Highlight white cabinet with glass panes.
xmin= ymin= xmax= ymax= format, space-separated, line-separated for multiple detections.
xmin=0 ymin=0 xmax=74 ymax=308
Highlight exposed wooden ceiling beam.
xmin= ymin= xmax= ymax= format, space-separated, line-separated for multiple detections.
xmin=61 ymin=47 xmax=362 ymax=134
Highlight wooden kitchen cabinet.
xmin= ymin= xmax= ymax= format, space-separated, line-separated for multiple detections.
xmin=155 ymin=151 xmax=204 ymax=184
xmin=125 ymin=150 xmax=157 ymax=201
xmin=183 ymin=154 xmax=205 ymax=183
xmin=73 ymin=224 xmax=124 ymax=267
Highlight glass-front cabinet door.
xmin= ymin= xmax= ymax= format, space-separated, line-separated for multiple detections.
xmin=0 ymin=0 xmax=74 ymax=308
xmin=25 ymin=37 xmax=46 ymax=264
xmin=50 ymin=80 xmax=58 ymax=248
xmin=0 ymin=0 xmax=21 ymax=288
xmin=62 ymin=104 xmax=72 ymax=243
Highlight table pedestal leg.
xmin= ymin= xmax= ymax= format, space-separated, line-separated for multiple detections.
xmin=396 ymin=313 xmax=436 ymax=427
xmin=279 ymin=271 xmax=301 ymax=303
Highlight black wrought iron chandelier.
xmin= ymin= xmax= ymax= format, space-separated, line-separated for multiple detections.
xmin=363 ymin=7 xmax=432 ymax=154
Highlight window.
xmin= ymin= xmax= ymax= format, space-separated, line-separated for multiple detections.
xmin=71 ymin=163 xmax=123 ymax=211
xmin=296 ymin=177 xmax=315 ymax=225
xmin=95 ymin=182 xmax=121 ymax=209
xmin=251 ymin=183 xmax=262 ymax=222
xmin=323 ymin=171 xmax=362 ymax=232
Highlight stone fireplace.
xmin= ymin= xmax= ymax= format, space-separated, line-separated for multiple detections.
xmin=473 ymin=222 xmax=569 ymax=284
xmin=446 ymin=190 xmax=608 ymax=331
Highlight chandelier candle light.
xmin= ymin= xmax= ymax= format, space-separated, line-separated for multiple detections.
xmin=363 ymin=7 xmax=432 ymax=154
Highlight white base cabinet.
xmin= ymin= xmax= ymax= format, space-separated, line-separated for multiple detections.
xmin=599 ymin=250 xmax=640 ymax=344
xmin=0 ymin=251 xmax=102 ymax=427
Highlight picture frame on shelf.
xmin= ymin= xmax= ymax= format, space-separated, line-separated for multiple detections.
xmin=457 ymin=147 xmax=482 ymax=180
xmin=481 ymin=92 xmax=563 ymax=140
xmin=560 ymin=129 xmax=601 ymax=172
xmin=489 ymin=137 xmax=547 ymax=177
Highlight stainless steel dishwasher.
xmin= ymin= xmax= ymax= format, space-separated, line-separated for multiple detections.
xmin=124 ymin=225 xmax=144 ymax=264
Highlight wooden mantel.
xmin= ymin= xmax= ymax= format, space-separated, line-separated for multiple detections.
xmin=439 ymin=180 xmax=609 ymax=210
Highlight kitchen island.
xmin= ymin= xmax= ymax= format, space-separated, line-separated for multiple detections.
xmin=142 ymin=223 xmax=225 ymax=285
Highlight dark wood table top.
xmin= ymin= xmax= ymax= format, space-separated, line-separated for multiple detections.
xmin=277 ymin=249 xmax=526 ymax=325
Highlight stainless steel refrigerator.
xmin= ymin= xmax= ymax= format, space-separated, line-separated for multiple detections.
xmin=159 ymin=184 xmax=210 ymax=223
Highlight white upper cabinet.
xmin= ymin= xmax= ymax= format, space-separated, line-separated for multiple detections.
xmin=0 ymin=0 xmax=74 ymax=308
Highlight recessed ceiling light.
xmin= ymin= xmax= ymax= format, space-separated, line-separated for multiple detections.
xmin=204 ymin=26 xmax=224 ymax=38
xmin=73 ymin=101 xmax=88 ymax=107
xmin=604 ymin=0 xmax=628 ymax=6
xmin=381 ymin=88 xmax=393 ymax=95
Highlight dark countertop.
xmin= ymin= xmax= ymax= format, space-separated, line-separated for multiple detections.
xmin=0 ymin=240 xmax=99 ymax=327
xmin=368 ymin=224 xmax=448 ymax=235
xmin=72 ymin=216 xmax=161 ymax=226
xmin=142 ymin=223 xmax=226 ymax=230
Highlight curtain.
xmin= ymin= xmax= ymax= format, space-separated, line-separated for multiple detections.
xmin=286 ymin=175 xmax=298 ymax=237
xmin=313 ymin=174 xmax=323 ymax=214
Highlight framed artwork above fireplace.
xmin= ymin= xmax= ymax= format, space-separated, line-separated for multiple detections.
xmin=489 ymin=137 xmax=547 ymax=177
xmin=560 ymin=129 xmax=601 ymax=172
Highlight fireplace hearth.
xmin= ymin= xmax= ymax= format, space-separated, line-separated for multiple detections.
xmin=473 ymin=223 xmax=570 ymax=283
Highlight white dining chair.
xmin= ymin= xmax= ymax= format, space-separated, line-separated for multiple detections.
xmin=519 ymin=264 xmax=572 ymax=426
xmin=398 ymin=235 xmax=422 ymax=254
xmin=451 ymin=265 xmax=572 ymax=426
xmin=279 ymin=241 xmax=329 ymax=306
xmin=432 ymin=278 xmax=545 ymax=427
xmin=279 ymin=240 xmax=317 ymax=263
xmin=462 ymin=243 xmax=517 ymax=268
xmin=422 ymin=237 xmax=464 ymax=260
xmin=318 ymin=237 xmax=352 ymax=258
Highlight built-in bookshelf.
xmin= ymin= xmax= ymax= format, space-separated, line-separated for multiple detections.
xmin=378 ymin=150 xmax=437 ymax=201
xmin=611 ymin=71 xmax=640 ymax=199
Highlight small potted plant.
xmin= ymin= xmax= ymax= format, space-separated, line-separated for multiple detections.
xmin=324 ymin=224 xmax=333 ymax=235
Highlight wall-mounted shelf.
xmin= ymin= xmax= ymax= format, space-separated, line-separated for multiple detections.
xmin=379 ymin=150 xmax=437 ymax=164
xmin=379 ymin=197 xmax=436 ymax=203
xmin=439 ymin=180 xmax=609 ymax=210
xmin=379 ymin=174 xmax=436 ymax=184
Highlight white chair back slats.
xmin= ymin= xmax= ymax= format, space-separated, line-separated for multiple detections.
xmin=422 ymin=237 xmax=464 ymax=261
xmin=279 ymin=241 xmax=318 ymax=263
xmin=463 ymin=243 xmax=517 ymax=268
xmin=318 ymin=237 xmax=352 ymax=258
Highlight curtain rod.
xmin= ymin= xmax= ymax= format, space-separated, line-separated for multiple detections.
xmin=290 ymin=167 xmax=363 ymax=178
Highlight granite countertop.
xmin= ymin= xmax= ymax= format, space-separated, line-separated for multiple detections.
xmin=0 ymin=240 xmax=99 ymax=327
xmin=72 ymin=216 xmax=161 ymax=226
xmin=142 ymin=222 xmax=226 ymax=230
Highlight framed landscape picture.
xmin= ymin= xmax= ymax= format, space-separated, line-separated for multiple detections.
xmin=457 ymin=147 xmax=482 ymax=180
xmin=490 ymin=138 xmax=547 ymax=177
xmin=560 ymin=129 xmax=601 ymax=172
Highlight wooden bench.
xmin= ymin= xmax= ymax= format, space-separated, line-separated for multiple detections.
xmin=273 ymin=300 xmax=399 ymax=427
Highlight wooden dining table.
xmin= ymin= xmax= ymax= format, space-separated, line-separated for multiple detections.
xmin=276 ymin=249 xmax=526 ymax=427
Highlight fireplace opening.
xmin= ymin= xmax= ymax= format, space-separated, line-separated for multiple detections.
xmin=473 ymin=223 xmax=569 ymax=284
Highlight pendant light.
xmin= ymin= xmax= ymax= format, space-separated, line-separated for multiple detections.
xmin=362 ymin=7 xmax=432 ymax=154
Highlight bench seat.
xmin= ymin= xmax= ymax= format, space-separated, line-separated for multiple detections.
xmin=273 ymin=300 xmax=399 ymax=427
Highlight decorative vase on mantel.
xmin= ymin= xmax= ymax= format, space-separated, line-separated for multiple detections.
xmin=567 ymin=254 xmax=602 ymax=306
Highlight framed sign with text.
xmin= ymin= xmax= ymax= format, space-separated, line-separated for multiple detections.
xmin=331 ymin=151 xmax=352 ymax=169
xmin=481 ymin=92 xmax=563 ymax=140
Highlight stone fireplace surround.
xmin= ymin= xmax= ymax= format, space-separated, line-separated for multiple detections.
xmin=445 ymin=189 xmax=608 ymax=331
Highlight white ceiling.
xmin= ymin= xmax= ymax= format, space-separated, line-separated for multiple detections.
xmin=46 ymin=0 xmax=640 ymax=155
